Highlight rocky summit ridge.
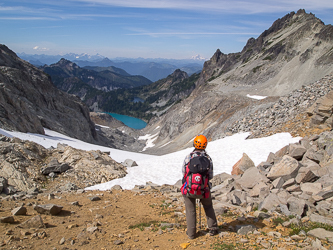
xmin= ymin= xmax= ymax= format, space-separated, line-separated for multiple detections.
xmin=142 ymin=9 xmax=333 ymax=154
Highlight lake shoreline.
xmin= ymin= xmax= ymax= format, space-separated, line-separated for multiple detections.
xmin=105 ymin=112 xmax=147 ymax=130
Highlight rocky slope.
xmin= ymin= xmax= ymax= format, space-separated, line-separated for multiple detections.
xmin=1 ymin=129 xmax=333 ymax=249
xmin=142 ymin=10 xmax=333 ymax=154
xmin=0 ymin=45 xmax=98 ymax=144
xmin=139 ymin=69 xmax=198 ymax=116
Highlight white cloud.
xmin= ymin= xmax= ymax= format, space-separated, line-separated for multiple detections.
xmin=69 ymin=0 xmax=333 ymax=14
xmin=127 ymin=31 xmax=260 ymax=38
xmin=33 ymin=46 xmax=49 ymax=51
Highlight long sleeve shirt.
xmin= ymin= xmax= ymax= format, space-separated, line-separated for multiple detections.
xmin=182 ymin=149 xmax=214 ymax=180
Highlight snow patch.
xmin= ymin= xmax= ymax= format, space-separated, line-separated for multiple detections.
xmin=138 ymin=132 xmax=159 ymax=151
xmin=96 ymin=124 xmax=110 ymax=128
xmin=0 ymin=128 xmax=301 ymax=191
xmin=246 ymin=94 xmax=267 ymax=100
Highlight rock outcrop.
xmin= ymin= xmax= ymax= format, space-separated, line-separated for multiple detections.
xmin=0 ymin=135 xmax=127 ymax=193
xmin=0 ymin=44 xmax=98 ymax=144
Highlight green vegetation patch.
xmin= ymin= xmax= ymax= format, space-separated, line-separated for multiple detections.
xmin=289 ymin=221 xmax=333 ymax=236
xmin=263 ymin=55 xmax=273 ymax=61
xmin=252 ymin=65 xmax=263 ymax=73
xmin=211 ymin=242 xmax=246 ymax=250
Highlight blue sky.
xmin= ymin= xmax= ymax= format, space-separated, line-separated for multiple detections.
xmin=1 ymin=0 xmax=333 ymax=59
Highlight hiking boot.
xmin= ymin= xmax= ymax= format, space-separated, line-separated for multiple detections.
xmin=186 ymin=231 xmax=195 ymax=239
xmin=209 ymin=229 xmax=218 ymax=236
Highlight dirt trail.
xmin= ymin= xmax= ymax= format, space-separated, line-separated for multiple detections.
xmin=2 ymin=188 xmax=330 ymax=250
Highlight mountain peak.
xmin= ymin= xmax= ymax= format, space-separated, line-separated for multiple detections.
xmin=191 ymin=54 xmax=206 ymax=61
xmin=53 ymin=58 xmax=79 ymax=69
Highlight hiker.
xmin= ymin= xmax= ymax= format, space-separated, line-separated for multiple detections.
xmin=181 ymin=134 xmax=218 ymax=239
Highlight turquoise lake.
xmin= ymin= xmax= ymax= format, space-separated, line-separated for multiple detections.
xmin=106 ymin=112 xmax=147 ymax=130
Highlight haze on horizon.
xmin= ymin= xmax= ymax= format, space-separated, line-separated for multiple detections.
xmin=1 ymin=0 xmax=333 ymax=60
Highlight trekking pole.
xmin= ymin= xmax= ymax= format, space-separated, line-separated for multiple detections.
xmin=198 ymin=200 xmax=201 ymax=229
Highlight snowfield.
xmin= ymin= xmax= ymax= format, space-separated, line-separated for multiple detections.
xmin=0 ymin=128 xmax=301 ymax=190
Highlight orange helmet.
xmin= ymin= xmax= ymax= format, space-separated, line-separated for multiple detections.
xmin=193 ymin=135 xmax=208 ymax=149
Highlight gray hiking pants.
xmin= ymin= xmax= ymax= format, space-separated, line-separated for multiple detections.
xmin=183 ymin=193 xmax=218 ymax=238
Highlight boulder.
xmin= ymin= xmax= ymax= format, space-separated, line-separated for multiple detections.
xmin=277 ymin=190 xmax=292 ymax=205
xmin=317 ymin=131 xmax=333 ymax=156
xmin=274 ymin=145 xmax=289 ymax=159
xmin=282 ymin=178 xmax=296 ymax=189
xmin=236 ymin=225 xmax=256 ymax=235
xmin=236 ymin=167 xmax=269 ymax=189
xmin=307 ymin=228 xmax=333 ymax=241
xmin=303 ymin=147 xmax=325 ymax=164
xmin=287 ymin=197 xmax=306 ymax=216
xmin=228 ymin=190 xmax=247 ymax=206
xmin=33 ymin=204 xmax=63 ymax=215
xmin=310 ymin=213 xmax=333 ymax=226
xmin=288 ymin=144 xmax=307 ymax=160
xmin=0 ymin=216 xmax=15 ymax=224
xmin=19 ymin=215 xmax=45 ymax=229
xmin=211 ymin=172 xmax=233 ymax=187
xmin=0 ymin=177 xmax=7 ymax=193
xmin=266 ymin=152 xmax=276 ymax=164
xmin=300 ymin=182 xmax=322 ymax=194
xmin=267 ymin=155 xmax=300 ymax=181
xmin=121 ymin=159 xmax=138 ymax=168
xmin=258 ymin=193 xmax=281 ymax=212
xmin=301 ymin=158 xmax=321 ymax=169
xmin=41 ymin=158 xmax=70 ymax=175
xmin=279 ymin=204 xmax=291 ymax=216
xmin=272 ymin=177 xmax=284 ymax=189
xmin=12 ymin=206 xmax=27 ymax=216
xmin=231 ymin=153 xmax=255 ymax=175
xmin=249 ymin=182 xmax=268 ymax=197
xmin=308 ymin=91 xmax=333 ymax=128
xmin=295 ymin=169 xmax=319 ymax=183
xmin=313 ymin=185 xmax=333 ymax=201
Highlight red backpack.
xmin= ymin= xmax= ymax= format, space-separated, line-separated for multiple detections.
xmin=181 ymin=152 xmax=210 ymax=199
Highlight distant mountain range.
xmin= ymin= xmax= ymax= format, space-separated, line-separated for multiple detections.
xmin=39 ymin=57 xmax=199 ymax=121
xmin=41 ymin=58 xmax=152 ymax=91
xmin=18 ymin=53 xmax=205 ymax=82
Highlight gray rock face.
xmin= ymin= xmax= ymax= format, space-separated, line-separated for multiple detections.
xmin=0 ymin=44 xmax=98 ymax=144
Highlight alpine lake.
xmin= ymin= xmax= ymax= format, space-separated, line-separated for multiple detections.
xmin=106 ymin=112 xmax=147 ymax=130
